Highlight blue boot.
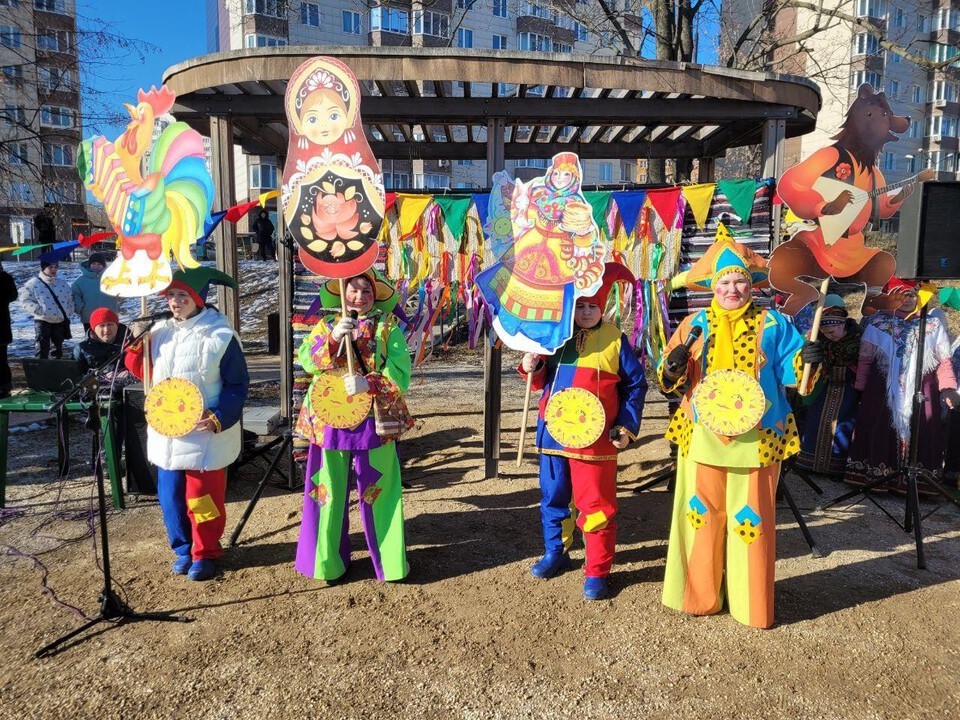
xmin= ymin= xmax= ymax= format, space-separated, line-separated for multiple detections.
xmin=187 ymin=559 xmax=217 ymax=581
xmin=530 ymin=552 xmax=570 ymax=579
xmin=583 ymin=576 xmax=608 ymax=600
xmin=172 ymin=555 xmax=192 ymax=575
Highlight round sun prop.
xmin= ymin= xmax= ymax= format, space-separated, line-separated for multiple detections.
xmin=145 ymin=377 xmax=205 ymax=438
xmin=545 ymin=387 xmax=606 ymax=449
xmin=310 ymin=368 xmax=373 ymax=429
xmin=692 ymin=369 xmax=766 ymax=437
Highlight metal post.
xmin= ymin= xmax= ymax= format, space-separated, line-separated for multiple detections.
xmin=483 ymin=118 xmax=505 ymax=479
xmin=761 ymin=118 xmax=786 ymax=245
xmin=209 ymin=115 xmax=240 ymax=328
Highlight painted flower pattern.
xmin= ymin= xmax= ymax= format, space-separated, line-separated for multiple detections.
xmin=835 ymin=163 xmax=852 ymax=181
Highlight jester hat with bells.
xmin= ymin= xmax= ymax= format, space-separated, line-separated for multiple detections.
xmin=321 ymin=267 xmax=398 ymax=314
xmin=579 ymin=262 xmax=636 ymax=313
xmin=672 ymin=223 xmax=769 ymax=292
xmin=161 ymin=267 xmax=238 ymax=308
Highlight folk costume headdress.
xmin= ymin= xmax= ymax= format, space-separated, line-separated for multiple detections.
xmin=320 ymin=267 xmax=397 ymax=313
xmin=579 ymin=262 xmax=635 ymax=313
xmin=162 ymin=267 xmax=237 ymax=308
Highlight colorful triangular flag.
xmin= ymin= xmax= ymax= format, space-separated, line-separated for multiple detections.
xmin=717 ymin=179 xmax=758 ymax=224
xmin=646 ymin=187 xmax=683 ymax=229
xmin=612 ymin=190 xmax=646 ymax=236
xmin=681 ymin=183 xmax=716 ymax=229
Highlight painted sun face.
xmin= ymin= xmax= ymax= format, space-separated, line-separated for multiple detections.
xmin=310 ymin=368 xmax=372 ymax=430
xmin=544 ymin=387 xmax=606 ymax=449
xmin=692 ymin=369 xmax=766 ymax=437
xmin=145 ymin=377 xmax=204 ymax=438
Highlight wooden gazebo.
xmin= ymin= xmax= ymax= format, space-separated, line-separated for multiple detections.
xmin=163 ymin=46 xmax=821 ymax=478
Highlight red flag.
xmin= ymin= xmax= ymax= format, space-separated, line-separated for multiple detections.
xmin=385 ymin=192 xmax=397 ymax=214
xmin=646 ymin=187 xmax=683 ymax=229
xmin=224 ymin=199 xmax=260 ymax=223
xmin=78 ymin=231 xmax=115 ymax=247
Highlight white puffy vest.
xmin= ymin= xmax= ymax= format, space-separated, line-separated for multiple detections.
xmin=146 ymin=308 xmax=242 ymax=471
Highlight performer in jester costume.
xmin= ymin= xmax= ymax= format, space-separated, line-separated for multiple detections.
xmin=125 ymin=267 xmax=249 ymax=581
xmin=294 ymin=269 xmax=413 ymax=582
xmin=519 ymin=263 xmax=646 ymax=600
xmin=658 ymin=231 xmax=822 ymax=627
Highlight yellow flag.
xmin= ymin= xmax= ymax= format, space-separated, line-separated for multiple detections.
xmin=397 ymin=194 xmax=433 ymax=239
xmin=258 ymin=189 xmax=280 ymax=207
xmin=681 ymin=183 xmax=717 ymax=229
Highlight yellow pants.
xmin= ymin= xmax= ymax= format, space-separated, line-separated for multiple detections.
xmin=662 ymin=456 xmax=780 ymax=629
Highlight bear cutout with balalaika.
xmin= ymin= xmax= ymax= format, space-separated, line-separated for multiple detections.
xmin=772 ymin=83 xmax=933 ymax=314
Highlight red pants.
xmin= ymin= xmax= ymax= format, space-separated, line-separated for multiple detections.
xmin=540 ymin=454 xmax=618 ymax=577
xmin=157 ymin=468 xmax=227 ymax=561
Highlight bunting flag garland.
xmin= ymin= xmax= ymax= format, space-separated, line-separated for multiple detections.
xmin=582 ymin=192 xmax=612 ymax=239
xmin=681 ymin=183 xmax=717 ymax=229
xmin=940 ymin=286 xmax=960 ymax=311
xmin=612 ymin=190 xmax=646 ymax=238
xmin=78 ymin=231 xmax=115 ymax=246
xmin=397 ymin=194 xmax=434 ymax=240
xmin=224 ymin=199 xmax=261 ymax=223
xmin=646 ymin=187 xmax=684 ymax=229
xmin=258 ymin=189 xmax=280 ymax=207
xmin=717 ymin=178 xmax=758 ymax=223
xmin=432 ymin=195 xmax=473 ymax=242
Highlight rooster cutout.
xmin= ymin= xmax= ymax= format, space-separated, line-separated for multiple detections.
xmin=78 ymin=86 xmax=214 ymax=297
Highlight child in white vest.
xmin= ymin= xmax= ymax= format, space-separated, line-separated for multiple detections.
xmin=125 ymin=268 xmax=249 ymax=581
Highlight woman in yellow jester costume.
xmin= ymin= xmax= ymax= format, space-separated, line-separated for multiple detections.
xmin=658 ymin=228 xmax=822 ymax=628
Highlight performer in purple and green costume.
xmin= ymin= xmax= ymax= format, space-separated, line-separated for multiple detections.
xmin=294 ymin=268 xmax=412 ymax=582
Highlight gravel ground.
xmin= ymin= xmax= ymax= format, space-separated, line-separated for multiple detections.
xmin=1 ymin=360 xmax=959 ymax=719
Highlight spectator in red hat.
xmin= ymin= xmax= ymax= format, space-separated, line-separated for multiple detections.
xmin=73 ymin=307 xmax=131 ymax=383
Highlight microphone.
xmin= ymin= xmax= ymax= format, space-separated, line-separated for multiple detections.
xmin=132 ymin=310 xmax=174 ymax=324
xmin=348 ymin=310 xmax=358 ymax=320
xmin=665 ymin=325 xmax=703 ymax=375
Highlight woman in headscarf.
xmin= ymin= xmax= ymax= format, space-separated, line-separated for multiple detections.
xmin=294 ymin=268 xmax=414 ymax=583
xmin=796 ymin=295 xmax=862 ymax=477
xmin=845 ymin=278 xmax=959 ymax=493
xmin=657 ymin=225 xmax=822 ymax=629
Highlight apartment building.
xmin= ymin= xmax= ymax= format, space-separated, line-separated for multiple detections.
xmin=723 ymin=0 xmax=959 ymax=184
xmin=205 ymin=0 xmax=644 ymax=222
xmin=0 ymin=0 xmax=86 ymax=248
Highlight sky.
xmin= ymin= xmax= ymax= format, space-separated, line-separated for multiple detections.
xmin=77 ymin=0 xmax=207 ymax=137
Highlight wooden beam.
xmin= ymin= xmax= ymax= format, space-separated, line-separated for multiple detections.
xmin=762 ymin=118 xmax=786 ymax=244
xmin=367 ymin=139 xmax=703 ymax=160
xmin=209 ymin=115 xmax=240 ymax=329
xmin=173 ymin=94 xmax=801 ymax=126
xmin=484 ymin=118 xmax=505 ymax=481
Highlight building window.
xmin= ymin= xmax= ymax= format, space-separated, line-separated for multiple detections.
xmin=384 ymin=172 xmax=410 ymax=189
xmin=520 ymin=3 xmax=554 ymax=20
xmin=371 ymin=7 xmax=409 ymax=33
xmin=909 ymin=120 xmax=920 ymax=138
xmin=44 ymin=182 xmax=76 ymax=204
xmin=413 ymin=10 xmax=449 ymax=38
xmin=456 ymin=0 xmax=477 ymax=8
xmin=40 ymin=105 xmax=73 ymax=127
xmin=889 ymin=51 xmax=901 ymax=64
xmin=1 ymin=65 xmax=24 ymax=83
xmin=516 ymin=159 xmax=549 ymax=169
xmin=850 ymin=71 xmax=881 ymax=90
xmin=244 ymin=0 xmax=283 ymax=17
xmin=912 ymin=85 xmax=922 ymax=103
xmin=38 ymin=66 xmax=73 ymax=93
xmin=413 ymin=173 xmax=450 ymax=189
xmin=621 ymin=162 xmax=636 ymax=182
xmin=883 ymin=152 xmax=895 ymax=171
xmin=886 ymin=79 xmax=899 ymax=98
xmin=930 ymin=80 xmax=956 ymax=101
xmin=853 ymin=33 xmax=879 ymax=55
xmin=35 ymin=0 xmax=66 ymax=10
xmin=2 ymin=104 xmax=25 ymax=125
xmin=42 ymin=143 xmax=73 ymax=166
xmin=244 ymin=34 xmax=288 ymax=47
xmin=552 ymin=41 xmax=572 ymax=53
xmin=456 ymin=159 xmax=474 ymax=166
xmin=300 ymin=2 xmax=320 ymax=27
xmin=9 ymin=183 xmax=32 ymax=204
xmin=492 ymin=34 xmax=507 ymax=50
xmin=342 ymin=10 xmax=362 ymax=34
xmin=9 ymin=216 xmax=33 ymax=245
xmin=892 ymin=6 xmax=905 ymax=27
xmin=493 ymin=0 xmax=507 ymax=17
xmin=250 ymin=162 xmax=279 ymax=189
xmin=517 ymin=32 xmax=550 ymax=51
xmin=457 ymin=28 xmax=473 ymax=48
xmin=36 ymin=29 xmax=71 ymax=52
xmin=598 ymin=162 xmax=613 ymax=183
xmin=855 ymin=0 xmax=884 ymax=17
xmin=0 ymin=26 xmax=21 ymax=48
xmin=574 ymin=21 xmax=588 ymax=42
xmin=8 ymin=142 xmax=28 ymax=165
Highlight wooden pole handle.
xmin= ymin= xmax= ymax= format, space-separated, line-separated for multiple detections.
xmin=799 ymin=276 xmax=831 ymax=394
xmin=516 ymin=370 xmax=534 ymax=468
xmin=141 ymin=296 xmax=152 ymax=395
xmin=338 ymin=278 xmax=357 ymax=376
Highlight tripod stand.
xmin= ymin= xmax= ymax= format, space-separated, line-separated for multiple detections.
xmin=228 ymin=429 xmax=295 ymax=547
xmin=817 ymin=302 xmax=960 ymax=569
xmin=36 ymin=333 xmax=188 ymax=657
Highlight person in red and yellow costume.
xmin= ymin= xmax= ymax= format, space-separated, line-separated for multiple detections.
xmin=658 ymin=231 xmax=822 ymax=628
xmin=519 ymin=263 xmax=645 ymax=600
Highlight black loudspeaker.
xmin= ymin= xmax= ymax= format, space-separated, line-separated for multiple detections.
xmin=896 ymin=181 xmax=960 ymax=280
xmin=123 ymin=385 xmax=158 ymax=494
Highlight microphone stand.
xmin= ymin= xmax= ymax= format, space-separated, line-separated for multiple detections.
xmin=36 ymin=320 xmax=190 ymax=658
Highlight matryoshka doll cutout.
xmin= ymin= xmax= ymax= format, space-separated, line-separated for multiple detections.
xmin=282 ymin=57 xmax=385 ymax=279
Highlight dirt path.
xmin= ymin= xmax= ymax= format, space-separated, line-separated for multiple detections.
xmin=1 ymin=360 xmax=959 ymax=719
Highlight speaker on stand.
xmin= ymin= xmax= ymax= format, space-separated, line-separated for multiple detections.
xmin=123 ymin=385 xmax=157 ymax=495
xmin=895 ymin=180 xmax=960 ymax=279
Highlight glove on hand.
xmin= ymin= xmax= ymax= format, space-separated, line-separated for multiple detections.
xmin=343 ymin=374 xmax=370 ymax=397
xmin=331 ymin=317 xmax=358 ymax=342
xmin=664 ymin=345 xmax=691 ymax=377
xmin=801 ymin=340 xmax=824 ymax=365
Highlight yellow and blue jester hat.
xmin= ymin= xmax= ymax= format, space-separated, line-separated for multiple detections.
xmin=677 ymin=222 xmax=769 ymax=291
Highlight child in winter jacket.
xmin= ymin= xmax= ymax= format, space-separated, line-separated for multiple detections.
xmin=19 ymin=260 xmax=75 ymax=358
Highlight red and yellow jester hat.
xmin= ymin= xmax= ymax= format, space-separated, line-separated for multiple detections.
xmin=579 ymin=262 xmax=635 ymax=312
xmin=682 ymin=222 xmax=769 ymax=292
